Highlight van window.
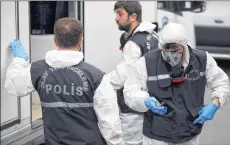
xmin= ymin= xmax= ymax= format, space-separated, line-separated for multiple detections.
xmin=30 ymin=1 xmax=68 ymax=35
xmin=157 ymin=1 xmax=176 ymax=13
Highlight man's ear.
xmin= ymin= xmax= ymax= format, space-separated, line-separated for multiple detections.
xmin=77 ymin=37 xmax=83 ymax=50
xmin=130 ymin=13 xmax=137 ymax=22
xmin=53 ymin=36 xmax=58 ymax=47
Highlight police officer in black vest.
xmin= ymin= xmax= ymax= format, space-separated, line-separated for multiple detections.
xmin=123 ymin=23 xmax=230 ymax=145
xmin=108 ymin=1 xmax=159 ymax=145
xmin=5 ymin=18 xmax=123 ymax=145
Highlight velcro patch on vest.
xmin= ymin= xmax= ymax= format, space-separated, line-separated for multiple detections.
xmin=185 ymin=70 xmax=206 ymax=82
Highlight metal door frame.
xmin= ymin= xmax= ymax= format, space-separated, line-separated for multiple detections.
xmin=0 ymin=1 xmax=22 ymax=131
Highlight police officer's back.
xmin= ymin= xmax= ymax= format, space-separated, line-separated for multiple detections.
xmin=5 ymin=18 xmax=123 ymax=145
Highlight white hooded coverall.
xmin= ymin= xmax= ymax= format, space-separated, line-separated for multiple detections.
xmin=108 ymin=21 xmax=157 ymax=145
xmin=123 ymin=23 xmax=230 ymax=145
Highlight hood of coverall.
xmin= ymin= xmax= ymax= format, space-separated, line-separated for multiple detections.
xmin=132 ymin=21 xmax=156 ymax=35
xmin=159 ymin=23 xmax=190 ymax=67
xmin=45 ymin=50 xmax=84 ymax=68
xmin=159 ymin=23 xmax=188 ymax=47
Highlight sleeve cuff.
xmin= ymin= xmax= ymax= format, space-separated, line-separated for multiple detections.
xmin=211 ymin=91 xmax=228 ymax=107
xmin=125 ymin=91 xmax=149 ymax=112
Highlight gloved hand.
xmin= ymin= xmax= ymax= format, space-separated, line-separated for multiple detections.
xmin=10 ymin=40 xmax=28 ymax=61
xmin=193 ymin=102 xmax=219 ymax=124
xmin=144 ymin=97 xmax=168 ymax=115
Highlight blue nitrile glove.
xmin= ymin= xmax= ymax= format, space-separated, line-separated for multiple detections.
xmin=193 ymin=102 xmax=219 ymax=124
xmin=10 ymin=40 xmax=28 ymax=61
xmin=144 ymin=97 xmax=168 ymax=115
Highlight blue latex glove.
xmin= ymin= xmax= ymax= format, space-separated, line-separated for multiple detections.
xmin=10 ymin=40 xmax=28 ymax=61
xmin=193 ymin=102 xmax=219 ymax=124
xmin=144 ymin=97 xmax=168 ymax=115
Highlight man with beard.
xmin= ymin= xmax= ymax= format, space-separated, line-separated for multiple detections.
xmin=108 ymin=1 xmax=159 ymax=145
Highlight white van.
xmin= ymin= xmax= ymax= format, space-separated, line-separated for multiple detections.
xmin=157 ymin=1 xmax=230 ymax=60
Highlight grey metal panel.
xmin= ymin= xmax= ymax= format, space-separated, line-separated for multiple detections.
xmin=1 ymin=119 xmax=44 ymax=145
xmin=1 ymin=117 xmax=30 ymax=140
xmin=68 ymin=1 xmax=76 ymax=18
xmin=197 ymin=45 xmax=230 ymax=54
xmin=9 ymin=127 xmax=44 ymax=145
xmin=195 ymin=26 xmax=230 ymax=47
xmin=208 ymin=53 xmax=230 ymax=60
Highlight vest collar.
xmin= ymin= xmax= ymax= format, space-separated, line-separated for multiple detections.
xmin=45 ymin=50 xmax=84 ymax=68
xmin=133 ymin=21 xmax=156 ymax=35
xmin=184 ymin=46 xmax=196 ymax=74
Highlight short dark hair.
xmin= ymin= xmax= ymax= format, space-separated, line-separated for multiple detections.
xmin=54 ymin=17 xmax=83 ymax=48
xmin=114 ymin=1 xmax=142 ymax=22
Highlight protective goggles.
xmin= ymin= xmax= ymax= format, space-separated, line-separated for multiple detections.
xmin=162 ymin=43 xmax=181 ymax=50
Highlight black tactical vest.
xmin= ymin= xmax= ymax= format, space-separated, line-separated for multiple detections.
xmin=143 ymin=47 xmax=207 ymax=144
xmin=117 ymin=27 xmax=159 ymax=114
xmin=30 ymin=60 xmax=106 ymax=145
xmin=129 ymin=30 xmax=159 ymax=55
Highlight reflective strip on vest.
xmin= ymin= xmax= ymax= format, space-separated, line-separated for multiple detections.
xmin=41 ymin=102 xmax=93 ymax=108
xmin=149 ymin=31 xmax=159 ymax=40
xmin=148 ymin=74 xmax=170 ymax=81
xmin=148 ymin=71 xmax=206 ymax=81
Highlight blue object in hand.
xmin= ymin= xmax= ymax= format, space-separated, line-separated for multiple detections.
xmin=144 ymin=97 xmax=168 ymax=115
xmin=10 ymin=40 xmax=28 ymax=61
xmin=193 ymin=102 xmax=219 ymax=124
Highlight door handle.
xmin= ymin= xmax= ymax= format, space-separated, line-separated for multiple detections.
xmin=214 ymin=19 xmax=224 ymax=24
xmin=15 ymin=1 xmax=19 ymax=39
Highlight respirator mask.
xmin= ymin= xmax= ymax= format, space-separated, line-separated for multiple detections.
xmin=162 ymin=43 xmax=185 ymax=83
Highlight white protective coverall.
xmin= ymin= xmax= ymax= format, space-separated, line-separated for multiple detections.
xmin=5 ymin=50 xmax=124 ymax=145
xmin=108 ymin=21 xmax=157 ymax=145
xmin=123 ymin=23 xmax=230 ymax=145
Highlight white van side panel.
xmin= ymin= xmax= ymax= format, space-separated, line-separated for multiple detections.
xmin=18 ymin=1 xmax=31 ymax=121
xmin=1 ymin=1 xmax=31 ymax=141
xmin=1 ymin=1 xmax=19 ymax=125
